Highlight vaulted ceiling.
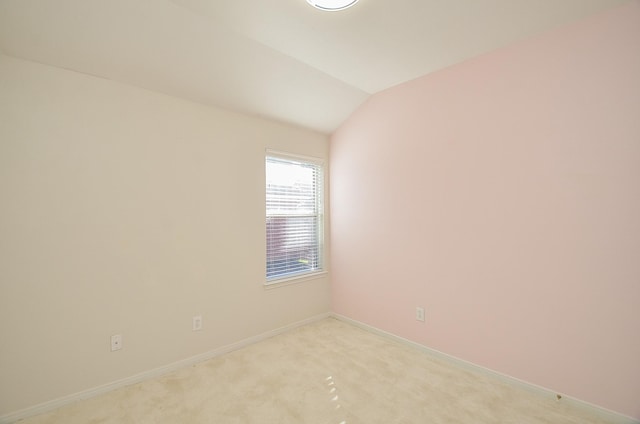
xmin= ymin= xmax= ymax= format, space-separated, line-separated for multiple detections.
xmin=0 ymin=0 xmax=630 ymax=133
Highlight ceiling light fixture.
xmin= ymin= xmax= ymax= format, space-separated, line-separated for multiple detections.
xmin=306 ymin=0 xmax=360 ymax=12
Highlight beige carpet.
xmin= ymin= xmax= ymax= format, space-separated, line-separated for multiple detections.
xmin=19 ymin=318 xmax=617 ymax=423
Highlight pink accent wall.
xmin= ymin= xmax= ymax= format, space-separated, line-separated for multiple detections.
xmin=330 ymin=1 xmax=640 ymax=419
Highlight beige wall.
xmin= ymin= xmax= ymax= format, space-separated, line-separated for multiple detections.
xmin=0 ymin=54 xmax=330 ymax=415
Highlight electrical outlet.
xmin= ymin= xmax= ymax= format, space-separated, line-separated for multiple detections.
xmin=192 ymin=315 xmax=203 ymax=331
xmin=111 ymin=334 xmax=122 ymax=351
xmin=416 ymin=307 xmax=425 ymax=322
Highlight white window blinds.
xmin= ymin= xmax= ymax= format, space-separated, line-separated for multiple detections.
xmin=266 ymin=154 xmax=324 ymax=282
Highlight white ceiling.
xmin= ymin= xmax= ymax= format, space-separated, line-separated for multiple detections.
xmin=0 ymin=0 xmax=630 ymax=134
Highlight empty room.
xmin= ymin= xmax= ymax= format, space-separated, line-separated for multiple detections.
xmin=1 ymin=0 xmax=639 ymax=423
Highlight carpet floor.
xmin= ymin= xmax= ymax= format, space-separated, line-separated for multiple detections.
xmin=18 ymin=317 xmax=618 ymax=423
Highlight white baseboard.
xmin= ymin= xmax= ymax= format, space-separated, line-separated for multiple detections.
xmin=0 ymin=312 xmax=331 ymax=424
xmin=331 ymin=313 xmax=639 ymax=424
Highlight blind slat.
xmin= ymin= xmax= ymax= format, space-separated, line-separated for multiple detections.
xmin=266 ymin=156 xmax=323 ymax=281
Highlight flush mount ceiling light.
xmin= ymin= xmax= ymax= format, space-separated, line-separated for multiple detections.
xmin=306 ymin=0 xmax=360 ymax=12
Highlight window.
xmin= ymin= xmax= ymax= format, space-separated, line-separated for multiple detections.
xmin=266 ymin=152 xmax=324 ymax=283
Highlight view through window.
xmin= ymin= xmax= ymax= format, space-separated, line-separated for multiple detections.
xmin=266 ymin=154 xmax=324 ymax=282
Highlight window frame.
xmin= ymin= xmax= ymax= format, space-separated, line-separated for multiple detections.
xmin=265 ymin=150 xmax=326 ymax=286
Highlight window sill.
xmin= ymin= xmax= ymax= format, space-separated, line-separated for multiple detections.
xmin=264 ymin=271 xmax=328 ymax=290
